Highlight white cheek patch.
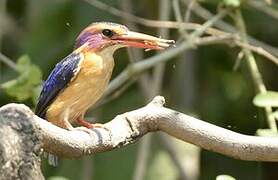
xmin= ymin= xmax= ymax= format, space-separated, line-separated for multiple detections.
xmin=94 ymin=57 xmax=104 ymax=70
xmin=86 ymin=53 xmax=104 ymax=70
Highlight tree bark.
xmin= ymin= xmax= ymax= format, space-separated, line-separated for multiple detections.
xmin=0 ymin=104 xmax=44 ymax=180
xmin=1 ymin=96 xmax=278 ymax=178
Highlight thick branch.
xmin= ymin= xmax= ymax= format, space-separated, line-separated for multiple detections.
xmin=0 ymin=104 xmax=43 ymax=180
xmin=1 ymin=96 xmax=278 ymax=161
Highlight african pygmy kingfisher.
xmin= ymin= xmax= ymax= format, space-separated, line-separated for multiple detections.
xmin=35 ymin=22 xmax=174 ymax=166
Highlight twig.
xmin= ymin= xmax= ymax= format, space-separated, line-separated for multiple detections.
xmin=0 ymin=0 xmax=6 ymax=80
xmin=119 ymin=2 xmax=153 ymax=180
xmin=85 ymin=0 xmax=278 ymax=65
xmin=120 ymin=0 xmax=151 ymax=99
xmin=198 ymin=33 xmax=278 ymax=65
xmin=159 ymin=134 xmax=189 ymax=180
xmin=181 ymin=0 xmax=278 ymax=57
xmin=0 ymin=52 xmax=18 ymax=72
xmin=104 ymin=34 xmax=277 ymax=104
xmin=84 ymin=0 xmax=278 ymax=64
xmin=0 ymin=0 xmax=6 ymax=50
xmin=93 ymin=77 xmax=135 ymax=110
xmin=155 ymin=1 xmax=190 ymax=179
xmin=234 ymin=40 xmax=278 ymax=65
xmin=4 ymin=97 xmax=278 ymax=161
xmin=234 ymin=9 xmax=277 ymax=132
xmin=193 ymin=34 xmax=234 ymax=45
xmin=83 ymin=0 xmax=225 ymax=36
xmin=132 ymin=134 xmax=152 ymax=180
xmin=81 ymin=156 xmax=94 ymax=180
xmin=184 ymin=0 xmax=196 ymax=22
xmin=233 ymin=50 xmax=244 ymax=71
xmin=114 ymin=33 xmax=278 ymax=106
xmin=248 ymin=0 xmax=278 ymax=19
xmin=100 ymin=11 xmax=276 ymax=112
xmin=100 ymin=12 xmax=230 ymax=107
xmin=105 ymin=34 xmax=234 ymax=98
xmin=173 ymin=0 xmax=187 ymax=36
xmin=151 ymin=0 xmax=171 ymax=95
xmin=189 ymin=10 xmax=227 ymax=39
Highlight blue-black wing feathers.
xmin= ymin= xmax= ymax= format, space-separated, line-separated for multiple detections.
xmin=35 ymin=52 xmax=83 ymax=118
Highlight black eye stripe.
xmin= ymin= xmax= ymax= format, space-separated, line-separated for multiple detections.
xmin=102 ymin=29 xmax=114 ymax=38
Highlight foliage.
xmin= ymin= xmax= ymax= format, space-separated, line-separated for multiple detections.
xmin=253 ymin=91 xmax=278 ymax=107
xmin=48 ymin=176 xmax=69 ymax=180
xmin=216 ymin=175 xmax=236 ymax=180
xmin=256 ymin=128 xmax=278 ymax=137
xmin=222 ymin=0 xmax=240 ymax=7
xmin=1 ymin=55 xmax=42 ymax=104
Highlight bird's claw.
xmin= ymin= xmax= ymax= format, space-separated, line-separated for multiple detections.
xmin=71 ymin=126 xmax=94 ymax=134
xmin=89 ymin=123 xmax=110 ymax=132
xmin=78 ymin=118 xmax=109 ymax=131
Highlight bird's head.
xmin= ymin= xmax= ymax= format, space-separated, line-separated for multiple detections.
xmin=75 ymin=22 xmax=174 ymax=52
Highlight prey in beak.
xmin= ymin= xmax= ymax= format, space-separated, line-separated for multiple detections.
xmin=113 ymin=31 xmax=175 ymax=50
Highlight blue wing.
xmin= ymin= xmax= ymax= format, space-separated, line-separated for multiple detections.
xmin=35 ymin=52 xmax=83 ymax=118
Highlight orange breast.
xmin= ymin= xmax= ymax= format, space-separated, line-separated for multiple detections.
xmin=46 ymin=51 xmax=114 ymax=128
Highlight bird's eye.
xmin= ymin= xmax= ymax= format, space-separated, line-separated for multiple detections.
xmin=102 ymin=29 xmax=114 ymax=38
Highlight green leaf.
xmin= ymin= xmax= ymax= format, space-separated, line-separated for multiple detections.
xmin=253 ymin=91 xmax=278 ymax=107
xmin=256 ymin=129 xmax=278 ymax=137
xmin=48 ymin=176 xmax=69 ymax=180
xmin=16 ymin=55 xmax=31 ymax=73
xmin=223 ymin=0 xmax=240 ymax=7
xmin=216 ymin=174 xmax=236 ymax=180
xmin=2 ymin=54 xmax=43 ymax=103
xmin=272 ymin=111 xmax=278 ymax=120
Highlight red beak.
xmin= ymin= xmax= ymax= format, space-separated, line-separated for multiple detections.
xmin=114 ymin=31 xmax=175 ymax=50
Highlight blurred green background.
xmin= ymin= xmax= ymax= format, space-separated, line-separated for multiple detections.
xmin=0 ymin=0 xmax=278 ymax=180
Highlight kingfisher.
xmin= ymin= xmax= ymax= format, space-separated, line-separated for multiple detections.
xmin=35 ymin=22 xmax=174 ymax=166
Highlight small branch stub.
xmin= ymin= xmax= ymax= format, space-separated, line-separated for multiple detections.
xmin=149 ymin=96 xmax=165 ymax=107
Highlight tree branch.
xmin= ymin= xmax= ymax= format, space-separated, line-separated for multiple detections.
xmin=233 ymin=9 xmax=277 ymax=132
xmin=0 ymin=52 xmax=18 ymax=72
xmin=84 ymin=0 xmax=224 ymax=36
xmin=0 ymin=103 xmax=43 ymax=180
xmin=84 ymin=0 xmax=278 ymax=59
xmin=1 ymin=96 xmax=278 ymax=162
xmin=181 ymin=0 xmax=278 ymax=58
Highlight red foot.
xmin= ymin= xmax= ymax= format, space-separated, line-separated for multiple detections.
xmin=77 ymin=118 xmax=104 ymax=129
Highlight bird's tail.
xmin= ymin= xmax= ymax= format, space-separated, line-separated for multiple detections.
xmin=44 ymin=152 xmax=59 ymax=166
